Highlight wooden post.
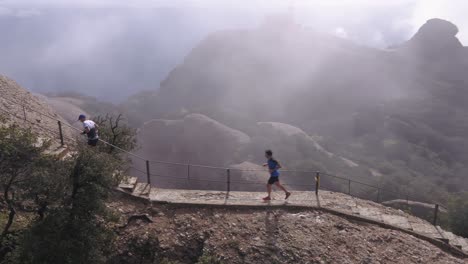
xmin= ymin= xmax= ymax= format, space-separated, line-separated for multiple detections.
xmin=57 ymin=121 xmax=64 ymax=146
xmin=315 ymin=172 xmax=320 ymax=195
xmin=376 ymin=188 xmax=380 ymax=203
xmin=433 ymin=204 xmax=439 ymax=226
xmin=146 ymin=160 xmax=151 ymax=185
xmin=227 ymin=169 xmax=231 ymax=193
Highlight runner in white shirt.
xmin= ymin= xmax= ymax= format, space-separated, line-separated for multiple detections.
xmin=78 ymin=114 xmax=99 ymax=146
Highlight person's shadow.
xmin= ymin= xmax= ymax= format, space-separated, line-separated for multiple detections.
xmin=264 ymin=209 xmax=282 ymax=253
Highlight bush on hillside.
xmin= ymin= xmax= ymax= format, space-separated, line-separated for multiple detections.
xmin=10 ymin=147 xmax=121 ymax=264
xmin=447 ymin=192 xmax=468 ymax=238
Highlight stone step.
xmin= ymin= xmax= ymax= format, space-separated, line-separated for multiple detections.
xmin=57 ymin=147 xmax=70 ymax=160
xmin=119 ymin=176 xmax=138 ymax=190
xmin=62 ymin=150 xmax=77 ymax=160
xmin=44 ymin=144 xmax=69 ymax=160
xmin=149 ymin=187 xmax=159 ymax=201
xmin=132 ymin=182 xmax=150 ymax=196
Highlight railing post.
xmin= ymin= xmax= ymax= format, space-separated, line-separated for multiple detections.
xmin=57 ymin=121 xmax=64 ymax=146
xmin=227 ymin=169 xmax=231 ymax=193
xmin=433 ymin=204 xmax=439 ymax=226
xmin=348 ymin=179 xmax=351 ymax=195
xmin=146 ymin=160 xmax=151 ymax=185
xmin=315 ymin=172 xmax=320 ymax=195
xmin=187 ymin=164 xmax=191 ymax=181
xmin=376 ymin=188 xmax=380 ymax=203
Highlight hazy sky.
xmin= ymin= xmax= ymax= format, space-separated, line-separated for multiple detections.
xmin=0 ymin=0 xmax=467 ymax=101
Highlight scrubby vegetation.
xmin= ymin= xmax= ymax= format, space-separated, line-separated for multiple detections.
xmin=448 ymin=192 xmax=468 ymax=238
xmin=0 ymin=114 xmax=136 ymax=263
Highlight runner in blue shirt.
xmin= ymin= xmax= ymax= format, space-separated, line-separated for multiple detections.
xmin=262 ymin=150 xmax=291 ymax=201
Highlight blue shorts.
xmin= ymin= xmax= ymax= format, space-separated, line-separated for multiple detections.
xmin=268 ymin=176 xmax=279 ymax=185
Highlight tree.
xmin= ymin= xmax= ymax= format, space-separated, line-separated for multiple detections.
xmin=94 ymin=114 xmax=137 ymax=156
xmin=0 ymin=117 xmax=73 ymax=262
xmin=447 ymin=192 xmax=468 ymax=238
xmin=0 ymin=123 xmax=48 ymax=240
xmin=0 ymin=112 xmax=138 ymax=263
xmin=12 ymin=146 xmax=121 ymax=264
xmin=21 ymin=156 xmax=71 ymax=221
xmin=0 ymin=110 xmax=136 ymax=263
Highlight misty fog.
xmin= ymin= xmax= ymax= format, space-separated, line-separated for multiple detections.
xmin=2 ymin=0 xmax=462 ymax=101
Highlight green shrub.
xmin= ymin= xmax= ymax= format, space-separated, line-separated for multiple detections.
xmin=447 ymin=192 xmax=468 ymax=238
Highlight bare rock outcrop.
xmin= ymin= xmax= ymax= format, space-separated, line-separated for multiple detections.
xmin=0 ymin=75 xmax=74 ymax=143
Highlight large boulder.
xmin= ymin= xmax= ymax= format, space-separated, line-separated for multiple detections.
xmin=253 ymin=122 xmax=335 ymax=162
xmin=138 ymin=113 xmax=250 ymax=166
xmin=135 ymin=114 xmax=251 ymax=189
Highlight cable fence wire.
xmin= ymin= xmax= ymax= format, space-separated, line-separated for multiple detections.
xmin=349 ymin=181 xmax=380 ymax=202
xmin=318 ymin=173 xmax=350 ymax=194
xmin=2 ymin=99 xmax=451 ymax=218
xmin=185 ymin=165 xmax=227 ymax=191
xmin=0 ymin=107 xmax=79 ymax=145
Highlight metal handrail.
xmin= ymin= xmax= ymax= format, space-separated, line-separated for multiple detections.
xmin=2 ymin=100 xmax=450 ymax=224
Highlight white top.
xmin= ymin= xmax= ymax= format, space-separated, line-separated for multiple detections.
xmin=83 ymin=120 xmax=98 ymax=139
xmin=83 ymin=120 xmax=96 ymax=130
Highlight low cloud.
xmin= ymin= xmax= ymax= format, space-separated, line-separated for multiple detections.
xmin=16 ymin=9 xmax=41 ymax=17
xmin=1 ymin=0 xmax=468 ymax=101
xmin=0 ymin=6 xmax=12 ymax=16
xmin=333 ymin=27 xmax=349 ymax=39
xmin=0 ymin=6 xmax=41 ymax=17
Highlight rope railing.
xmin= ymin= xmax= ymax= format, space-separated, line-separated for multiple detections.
xmin=1 ymin=100 xmax=450 ymax=225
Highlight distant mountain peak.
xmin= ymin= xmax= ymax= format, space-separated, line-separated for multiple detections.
xmin=415 ymin=18 xmax=459 ymax=42
xmin=403 ymin=18 xmax=463 ymax=55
